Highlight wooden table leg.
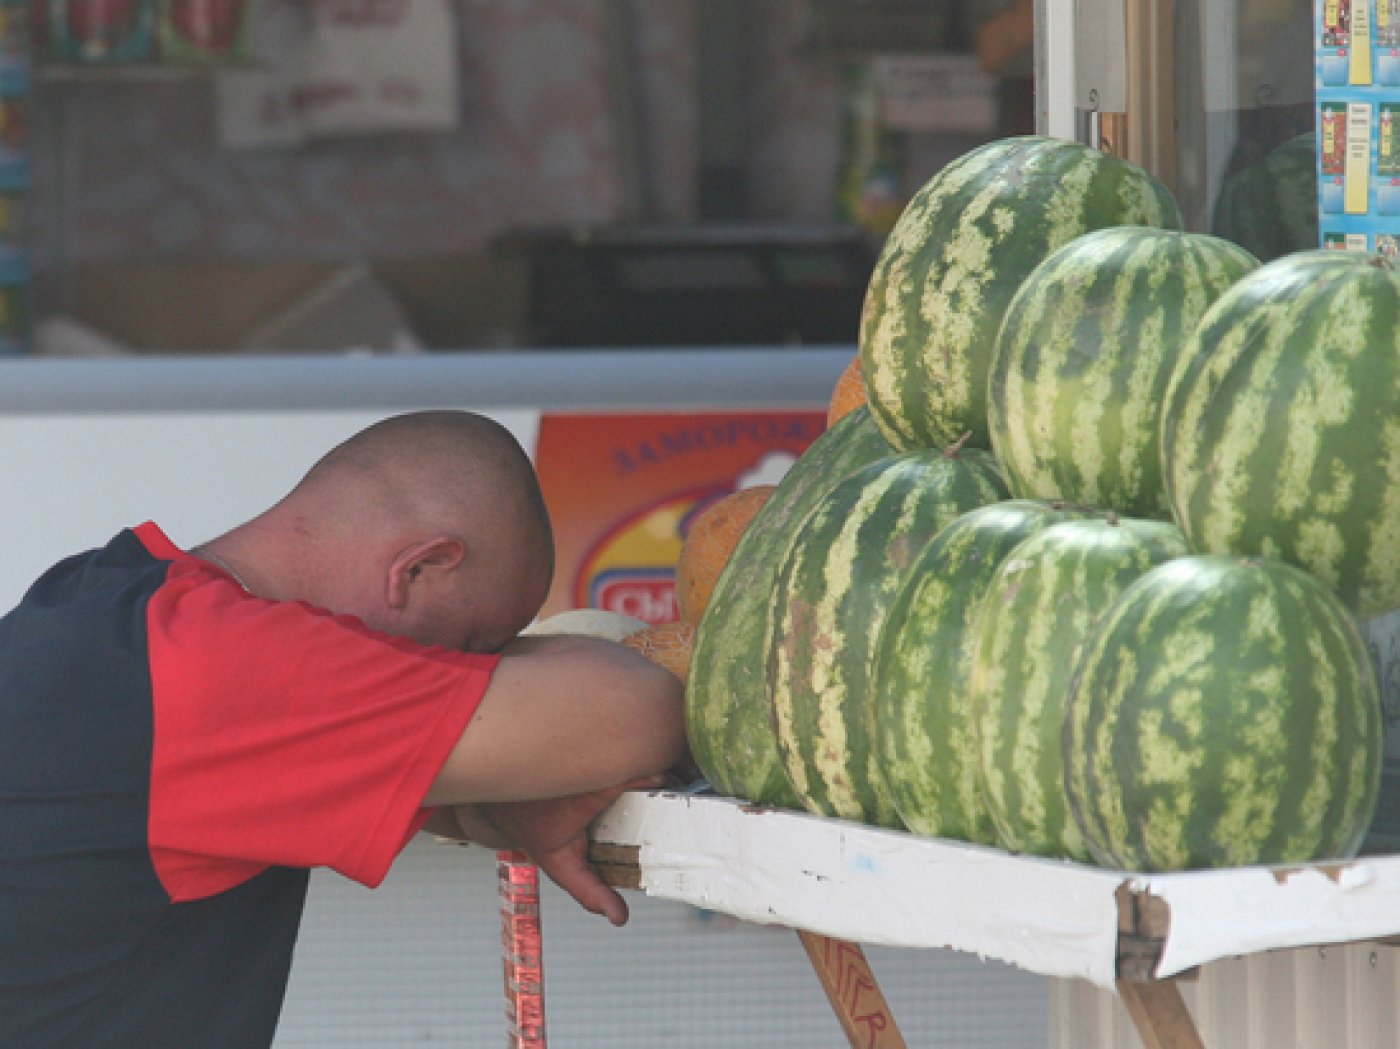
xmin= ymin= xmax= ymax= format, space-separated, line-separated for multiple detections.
xmin=1117 ymin=979 xmax=1205 ymax=1049
xmin=798 ymin=930 xmax=909 ymax=1049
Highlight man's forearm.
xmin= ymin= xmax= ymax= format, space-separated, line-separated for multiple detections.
xmin=422 ymin=805 xmax=517 ymax=848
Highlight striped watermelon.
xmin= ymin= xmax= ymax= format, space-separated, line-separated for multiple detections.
xmin=969 ymin=516 xmax=1189 ymax=860
xmin=988 ymin=227 xmax=1257 ymax=519
xmin=1064 ymin=555 xmax=1381 ymax=871
xmin=1162 ymin=250 xmax=1400 ymax=619
xmin=687 ymin=406 xmax=895 ymax=808
xmin=872 ymin=499 xmax=1088 ymax=843
xmin=768 ymin=446 xmax=1009 ymax=827
xmin=859 ymin=136 xmax=1182 ymax=453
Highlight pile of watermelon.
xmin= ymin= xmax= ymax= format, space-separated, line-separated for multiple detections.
xmin=686 ymin=135 xmax=1393 ymax=874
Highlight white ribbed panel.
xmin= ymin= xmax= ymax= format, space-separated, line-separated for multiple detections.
xmin=275 ymin=836 xmax=1050 ymax=1048
xmin=1051 ymin=942 xmax=1400 ymax=1048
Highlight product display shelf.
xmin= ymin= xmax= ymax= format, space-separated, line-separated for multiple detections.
xmin=588 ymin=790 xmax=1400 ymax=1049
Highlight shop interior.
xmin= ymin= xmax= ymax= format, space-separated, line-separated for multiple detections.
xmin=14 ymin=1 xmax=1037 ymax=357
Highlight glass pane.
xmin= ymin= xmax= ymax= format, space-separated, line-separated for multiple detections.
xmin=1071 ymin=0 xmax=1318 ymax=261
xmin=1178 ymin=0 xmax=1317 ymax=260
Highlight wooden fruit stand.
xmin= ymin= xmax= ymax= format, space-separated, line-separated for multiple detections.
xmin=586 ymin=790 xmax=1400 ymax=1049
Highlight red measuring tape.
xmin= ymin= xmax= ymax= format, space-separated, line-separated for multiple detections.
xmin=498 ymin=850 xmax=547 ymax=1048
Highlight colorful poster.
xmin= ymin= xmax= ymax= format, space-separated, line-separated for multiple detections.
xmin=1317 ymin=0 xmax=1400 ymax=251
xmin=532 ymin=411 xmax=826 ymax=625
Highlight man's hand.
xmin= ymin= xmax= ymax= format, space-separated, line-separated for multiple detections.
xmin=480 ymin=776 xmax=660 ymax=926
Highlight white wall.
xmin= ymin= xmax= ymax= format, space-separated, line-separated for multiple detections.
xmin=0 ymin=409 xmax=538 ymax=608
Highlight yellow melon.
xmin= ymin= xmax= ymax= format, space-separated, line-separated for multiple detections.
xmin=622 ymin=620 xmax=696 ymax=683
xmin=827 ymin=354 xmax=867 ymax=428
xmin=674 ymin=485 xmax=775 ymax=626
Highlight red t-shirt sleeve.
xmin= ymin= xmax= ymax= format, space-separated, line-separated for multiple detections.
xmin=145 ymin=556 xmax=498 ymax=903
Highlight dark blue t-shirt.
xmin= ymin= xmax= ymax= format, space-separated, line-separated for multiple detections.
xmin=0 ymin=525 xmax=494 ymax=1047
xmin=0 ymin=529 xmax=308 ymax=1047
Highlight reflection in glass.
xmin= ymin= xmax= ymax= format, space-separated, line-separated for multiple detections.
xmin=1070 ymin=0 xmax=1318 ymax=257
xmin=1179 ymin=0 xmax=1318 ymax=259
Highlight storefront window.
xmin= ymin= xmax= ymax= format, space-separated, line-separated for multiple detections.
xmin=1071 ymin=0 xmax=1317 ymax=260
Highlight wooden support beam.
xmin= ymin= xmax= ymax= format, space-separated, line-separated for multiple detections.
xmin=797 ymin=931 xmax=909 ymax=1049
xmin=589 ymin=841 xmax=908 ymax=1048
xmin=1117 ymin=979 xmax=1205 ymax=1049
xmin=1115 ymin=884 xmax=1205 ymax=1046
xmin=590 ymin=842 xmax=642 ymax=890
xmin=1115 ymin=881 xmax=1175 ymax=981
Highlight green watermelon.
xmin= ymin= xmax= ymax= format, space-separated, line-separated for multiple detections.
xmin=988 ymin=227 xmax=1257 ymax=519
xmin=687 ymin=406 xmax=894 ymax=808
xmin=859 ymin=135 xmax=1182 ymax=453
xmin=1162 ymin=250 xmax=1400 ymax=619
xmin=768 ymin=446 xmax=1009 ymax=827
xmin=1064 ymin=554 xmax=1381 ymax=871
xmin=969 ymin=516 xmax=1189 ymax=860
xmin=872 ymin=499 xmax=1089 ymax=843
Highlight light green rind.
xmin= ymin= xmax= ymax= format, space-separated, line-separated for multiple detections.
xmin=872 ymin=499 xmax=1090 ymax=842
xmin=988 ymin=227 xmax=1257 ymax=519
xmin=1063 ymin=555 xmax=1382 ymax=871
xmin=969 ymin=516 xmax=1190 ymax=860
xmin=1162 ymin=250 xmax=1400 ymax=619
xmin=688 ymin=406 xmax=895 ymax=808
xmin=859 ymin=135 xmax=1182 ymax=453
xmin=767 ymin=447 xmax=1009 ymax=827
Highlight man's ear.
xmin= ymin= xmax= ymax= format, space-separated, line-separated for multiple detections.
xmin=386 ymin=535 xmax=468 ymax=609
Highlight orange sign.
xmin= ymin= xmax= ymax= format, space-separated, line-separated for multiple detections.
xmin=534 ymin=412 xmax=826 ymax=624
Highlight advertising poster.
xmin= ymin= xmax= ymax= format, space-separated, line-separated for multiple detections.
xmin=216 ymin=0 xmax=459 ymax=149
xmin=1316 ymin=0 xmax=1400 ymax=253
xmin=533 ymin=411 xmax=826 ymax=625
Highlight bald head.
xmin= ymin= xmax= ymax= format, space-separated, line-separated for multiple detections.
xmin=207 ymin=411 xmax=555 ymax=652
xmin=294 ymin=411 xmax=553 ymax=564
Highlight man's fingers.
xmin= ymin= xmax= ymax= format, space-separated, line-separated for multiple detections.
xmin=536 ymin=846 xmax=631 ymax=927
xmin=576 ymin=880 xmax=630 ymax=927
xmin=482 ymin=779 xmax=660 ymax=925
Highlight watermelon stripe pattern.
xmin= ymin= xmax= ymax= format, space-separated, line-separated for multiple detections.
xmin=1162 ymin=251 xmax=1400 ymax=618
xmin=970 ymin=517 xmax=1189 ymax=860
xmin=873 ymin=499 xmax=1085 ymax=843
xmin=988 ymin=228 xmax=1257 ymax=519
xmin=768 ymin=448 xmax=1008 ymax=827
xmin=687 ymin=406 xmax=895 ymax=808
xmin=859 ymin=136 xmax=1182 ymax=453
xmin=1064 ymin=555 xmax=1382 ymax=871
